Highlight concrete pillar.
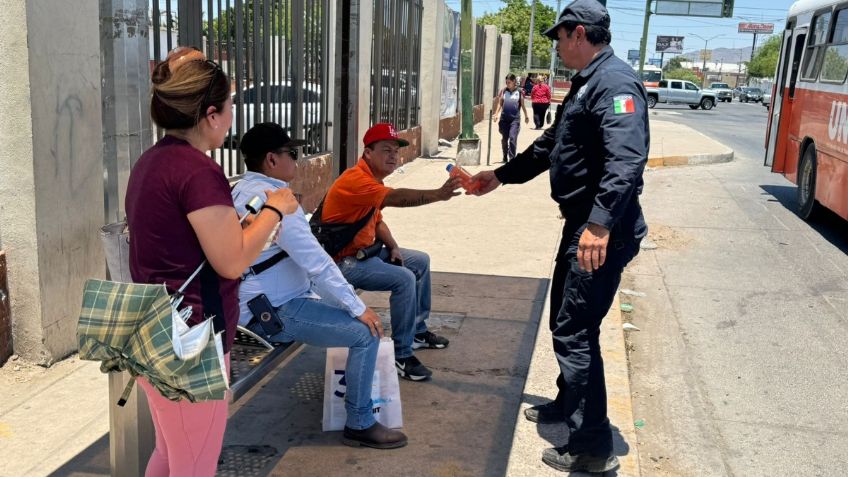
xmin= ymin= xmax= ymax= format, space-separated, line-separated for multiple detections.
xmin=419 ymin=0 xmax=446 ymax=157
xmin=481 ymin=25 xmax=498 ymax=117
xmin=0 ymin=0 xmax=105 ymax=364
xmin=500 ymin=34 xmax=513 ymax=78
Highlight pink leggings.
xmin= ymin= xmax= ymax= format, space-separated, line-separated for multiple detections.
xmin=137 ymin=355 xmax=230 ymax=477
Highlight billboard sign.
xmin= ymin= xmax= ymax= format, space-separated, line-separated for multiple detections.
xmin=656 ymin=36 xmax=684 ymax=53
xmin=627 ymin=49 xmax=641 ymax=61
xmin=738 ymin=22 xmax=774 ymax=34
xmin=655 ymin=0 xmax=733 ymax=18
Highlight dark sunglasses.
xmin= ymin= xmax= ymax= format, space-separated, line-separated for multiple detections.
xmin=197 ymin=60 xmax=224 ymax=120
xmin=274 ymin=148 xmax=298 ymax=160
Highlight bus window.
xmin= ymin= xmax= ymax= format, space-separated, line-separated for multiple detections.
xmin=821 ymin=9 xmax=848 ymax=83
xmin=802 ymin=10 xmax=832 ymax=80
xmin=790 ymin=33 xmax=806 ymax=97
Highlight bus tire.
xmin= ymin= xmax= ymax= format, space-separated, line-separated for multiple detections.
xmin=700 ymin=98 xmax=714 ymax=110
xmin=797 ymin=145 xmax=820 ymax=220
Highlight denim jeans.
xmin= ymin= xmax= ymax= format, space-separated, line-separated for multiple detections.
xmin=499 ymin=117 xmax=520 ymax=162
xmin=274 ymin=297 xmax=379 ymax=430
xmin=337 ymin=247 xmax=431 ymax=359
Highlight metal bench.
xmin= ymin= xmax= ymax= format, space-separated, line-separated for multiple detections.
xmin=108 ymin=327 xmax=305 ymax=477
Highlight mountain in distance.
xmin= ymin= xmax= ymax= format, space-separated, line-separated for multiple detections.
xmin=677 ymin=46 xmax=753 ymax=64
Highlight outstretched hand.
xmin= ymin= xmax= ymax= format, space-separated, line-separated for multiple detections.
xmin=437 ymin=176 xmax=463 ymax=201
xmin=469 ymin=170 xmax=501 ymax=196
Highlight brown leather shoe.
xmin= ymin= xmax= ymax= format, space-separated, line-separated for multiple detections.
xmin=342 ymin=422 xmax=408 ymax=449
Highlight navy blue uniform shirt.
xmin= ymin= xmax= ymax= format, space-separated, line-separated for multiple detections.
xmin=495 ymin=46 xmax=648 ymax=237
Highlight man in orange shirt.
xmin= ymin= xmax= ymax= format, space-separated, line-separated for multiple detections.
xmin=319 ymin=123 xmax=461 ymax=381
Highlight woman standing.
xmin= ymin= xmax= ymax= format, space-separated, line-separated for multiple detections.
xmin=493 ymin=73 xmax=529 ymax=163
xmin=531 ymin=76 xmax=552 ymax=130
xmin=125 ymin=47 xmax=299 ymax=476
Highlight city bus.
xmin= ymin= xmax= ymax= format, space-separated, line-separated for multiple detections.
xmin=638 ymin=64 xmax=663 ymax=88
xmin=765 ymin=0 xmax=848 ymax=221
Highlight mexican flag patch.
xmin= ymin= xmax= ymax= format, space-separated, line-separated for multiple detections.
xmin=613 ymin=95 xmax=635 ymax=114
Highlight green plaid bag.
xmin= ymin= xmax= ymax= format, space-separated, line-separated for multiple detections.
xmin=78 ymin=278 xmax=228 ymax=403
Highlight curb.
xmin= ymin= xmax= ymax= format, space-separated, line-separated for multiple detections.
xmin=647 ymin=150 xmax=734 ymax=168
xmin=505 ymin=230 xmax=642 ymax=476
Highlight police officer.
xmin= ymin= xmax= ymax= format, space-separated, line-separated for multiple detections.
xmin=471 ymin=0 xmax=648 ymax=472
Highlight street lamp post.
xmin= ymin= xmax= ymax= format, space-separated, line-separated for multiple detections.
xmin=689 ymin=33 xmax=723 ymax=88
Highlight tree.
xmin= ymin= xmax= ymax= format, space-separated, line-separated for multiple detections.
xmin=747 ymin=35 xmax=780 ymax=78
xmin=477 ymin=0 xmax=558 ymax=69
xmin=664 ymin=68 xmax=702 ymax=84
xmin=663 ymin=56 xmax=685 ymax=72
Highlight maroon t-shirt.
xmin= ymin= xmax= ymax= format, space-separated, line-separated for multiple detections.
xmin=125 ymin=135 xmax=239 ymax=352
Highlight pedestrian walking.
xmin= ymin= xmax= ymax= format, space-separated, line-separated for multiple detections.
xmin=492 ymin=73 xmax=529 ymax=163
xmin=470 ymin=0 xmax=648 ymax=473
xmin=531 ymin=76 xmax=552 ymax=129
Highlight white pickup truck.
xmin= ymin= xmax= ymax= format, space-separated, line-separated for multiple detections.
xmin=645 ymin=79 xmax=718 ymax=110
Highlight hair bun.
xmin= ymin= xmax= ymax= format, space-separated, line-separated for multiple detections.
xmin=151 ymin=61 xmax=172 ymax=85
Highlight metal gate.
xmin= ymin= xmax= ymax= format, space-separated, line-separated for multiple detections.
xmin=150 ymin=0 xmax=331 ymax=176
xmin=370 ymin=0 xmax=422 ymax=131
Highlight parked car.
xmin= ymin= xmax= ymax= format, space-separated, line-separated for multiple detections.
xmin=646 ymin=79 xmax=718 ymax=110
xmin=762 ymin=91 xmax=772 ymax=110
xmin=732 ymin=86 xmax=744 ymax=98
xmin=709 ymin=82 xmax=733 ymax=102
xmin=739 ymin=87 xmax=763 ymax=103
xmin=230 ymin=81 xmax=324 ymax=154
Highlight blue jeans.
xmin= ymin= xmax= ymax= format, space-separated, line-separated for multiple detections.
xmin=499 ymin=117 xmax=520 ymax=161
xmin=274 ymin=297 xmax=379 ymax=430
xmin=337 ymin=247 xmax=430 ymax=359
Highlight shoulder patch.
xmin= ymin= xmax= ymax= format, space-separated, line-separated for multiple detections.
xmin=613 ymin=94 xmax=635 ymax=114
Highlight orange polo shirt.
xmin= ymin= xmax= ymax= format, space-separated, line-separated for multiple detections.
xmin=321 ymin=158 xmax=392 ymax=260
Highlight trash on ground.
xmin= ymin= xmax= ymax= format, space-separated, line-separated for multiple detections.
xmin=640 ymin=239 xmax=658 ymax=250
xmin=621 ymin=288 xmax=647 ymax=297
xmin=634 ymin=418 xmax=646 ymax=429
xmin=620 ymin=303 xmax=634 ymax=313
xmin=622 ymin=323 xmax=641 ymax=331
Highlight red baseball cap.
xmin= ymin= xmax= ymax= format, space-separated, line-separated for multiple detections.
xmin=363 ymin=123 xmax=409 ymax=148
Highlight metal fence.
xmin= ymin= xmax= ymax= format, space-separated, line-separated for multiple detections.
xmin=150 ymin=0 xmax=331 ymax=176
xmin=370 ymin=0 xmax=423 ymax=130
xmin=473 ymin=24 xmax=485 ymax=105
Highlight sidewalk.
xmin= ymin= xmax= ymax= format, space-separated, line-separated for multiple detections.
xmin=0 ymin=115 xmax=732 ymax=477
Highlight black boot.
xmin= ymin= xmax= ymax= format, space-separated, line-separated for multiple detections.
xmin=541 ymin=446 xmax=620 ymax=473
xmin=524 ymin=400 xmax=566 ymax=424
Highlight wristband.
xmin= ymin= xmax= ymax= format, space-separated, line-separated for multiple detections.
xmin=261 ymin=204 xmax=284 ymax=221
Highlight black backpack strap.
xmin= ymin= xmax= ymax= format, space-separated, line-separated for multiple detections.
xmin=243 ymin=250 xmax=291 ymax=280
xmin=309 ymin=195 xmax=378 ymax=257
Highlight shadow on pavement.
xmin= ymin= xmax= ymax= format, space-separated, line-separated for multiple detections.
xmin=50 ymin=272 xmax=549 ymax=477
xmin=761 ymin=184 xmax=848 ymax=254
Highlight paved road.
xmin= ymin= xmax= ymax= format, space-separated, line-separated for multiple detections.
xmin=626 ymin=101 xmax=848 ymax=476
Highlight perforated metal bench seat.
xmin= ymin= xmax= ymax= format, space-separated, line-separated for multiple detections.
xmin=229 ymin=325 xmax=305 ymax=402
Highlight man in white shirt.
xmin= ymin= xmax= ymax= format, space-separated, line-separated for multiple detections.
xmin=231 ymin=122 xmax=406 ymax=449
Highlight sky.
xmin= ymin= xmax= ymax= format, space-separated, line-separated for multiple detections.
xmin=445 ymin=0 xmax=798 ymax=64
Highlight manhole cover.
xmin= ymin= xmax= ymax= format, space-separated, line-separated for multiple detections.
xmin=217 ymin=445 xmax=277 ymax=476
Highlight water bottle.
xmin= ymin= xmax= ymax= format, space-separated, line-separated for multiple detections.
xmin=446 ymin=164 xmax=480 ymax=194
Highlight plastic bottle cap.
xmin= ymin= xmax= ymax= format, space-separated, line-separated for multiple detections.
xmin=446 ymin=164 xmax=454 ymax=172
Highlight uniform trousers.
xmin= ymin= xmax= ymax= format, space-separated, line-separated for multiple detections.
xmin=549 ymin=221 xmax=641 ymax=456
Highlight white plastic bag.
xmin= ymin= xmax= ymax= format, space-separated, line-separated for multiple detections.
xmin=322 ymin=337 xmax=403 ymax=431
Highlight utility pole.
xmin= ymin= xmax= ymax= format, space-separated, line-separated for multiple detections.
xmin=457 ymin=0 xmax=481 ymax=165
xmin=690 ymin=33 xmax=722 ymax=88
xmin=638 ymin=0 xmax=652 ymax=79
xmin=527 ymin=0 xmax=537 ymax=71
xmin=548 ymin=0 xmax=563 ymax=84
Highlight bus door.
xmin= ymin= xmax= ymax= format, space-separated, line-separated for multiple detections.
xmin=766 ymin=24 xmax=805 ymax=172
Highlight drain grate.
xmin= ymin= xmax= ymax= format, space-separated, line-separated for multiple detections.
xmin=217 ymin=445 xmax=277 ymax=477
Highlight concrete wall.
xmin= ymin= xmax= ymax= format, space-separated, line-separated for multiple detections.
xmin=419 ymin=0 xmax=446 ymax=157
xmin=0 ymin=0 xmax=105 ymax=364
xmin=481 ymin=25 xmax=498 ymax=118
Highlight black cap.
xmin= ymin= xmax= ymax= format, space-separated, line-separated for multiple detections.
xmin=239 ymin=122 xmax=307 ymax=158
xmin=543 ymin=0 xmax=611 ymax=40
